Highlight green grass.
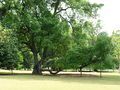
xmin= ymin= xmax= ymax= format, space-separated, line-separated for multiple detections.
xmin=0 ymin=72 xmax=120 ymax=90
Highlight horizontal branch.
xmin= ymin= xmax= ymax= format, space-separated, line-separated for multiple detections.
xmin=56 ymin=7 xmax=71 ymax=14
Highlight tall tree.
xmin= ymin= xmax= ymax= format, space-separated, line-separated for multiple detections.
xmin=0 ymin=0 xmax=103 ymax=74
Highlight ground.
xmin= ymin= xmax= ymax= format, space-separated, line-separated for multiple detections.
xmin=0 ymin=70 xmax=120 ymax=90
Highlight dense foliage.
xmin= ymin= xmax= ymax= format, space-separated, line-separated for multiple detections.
xmin=0 ymin=26 xmax=20 ymax=70
xmin=0 ymin=0 xmax=118 ymax=75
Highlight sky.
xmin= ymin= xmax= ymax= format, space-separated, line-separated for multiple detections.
xmin=89 ymin=0 xmax=120 ymax=35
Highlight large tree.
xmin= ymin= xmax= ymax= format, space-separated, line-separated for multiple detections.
xmin=0 ymin=0 xmax=103 ymax=74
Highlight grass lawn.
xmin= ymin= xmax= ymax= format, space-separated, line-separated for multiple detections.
xmin=0 ymin=71 xmax=120 ymax=90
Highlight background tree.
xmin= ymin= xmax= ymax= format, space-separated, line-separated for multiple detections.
xmin=92 ymin=32 xmax=114 ymax=77
xmin=0 ymin=25 xmax=20 ymax=70
xmin=112 ymin=30 xmax=120 ymax=72
xmin=56 ymin=32 xmax=114 ymax=76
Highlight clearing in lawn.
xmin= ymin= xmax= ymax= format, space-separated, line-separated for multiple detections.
xmin=0 ymin=71 xmax=120 ymax=90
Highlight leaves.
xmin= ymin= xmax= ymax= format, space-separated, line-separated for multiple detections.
xmin=0 ymin=0 xmax=113 ymax=72
xmin=0 ymin=27 xmax=20 ymax=70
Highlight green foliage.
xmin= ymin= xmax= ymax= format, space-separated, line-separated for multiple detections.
xmin=0 ymin=27 xmax=20 ymax=70
xmin=111 ymin=30 xmax=120 ymax=71
xmin=95 ymin=32 xmax=113 ymax=57
xmin=56 ymin=32 xmax=115 ymax=70
xmin=22 ymin=51 xmax=34 ymax=70
xmin=92 ymin=32 xmax=115 ymax=70
xmin=92 ymin=55 xmax=118 ymax=70
xmin=0 ymin=0 xmax=114 ymax=73
xmin=61 ymin=46 xmax=93 ymax=69
xmin=112 ymin=30 xmax=120 ymax=61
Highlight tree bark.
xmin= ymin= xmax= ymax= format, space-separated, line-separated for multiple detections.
xmin=32 ymin=50 xmax=42 ymax=75
xmin=32 ymin=60 xmax=42 ymax=75
xmin=53 ymin=0 xmax=61 ymax=15
xmin=79 ymin=68 xmax=82 ymax=76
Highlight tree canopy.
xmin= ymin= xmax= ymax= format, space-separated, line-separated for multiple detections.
xmin=0 ymin=0 xmax=117 ymax=75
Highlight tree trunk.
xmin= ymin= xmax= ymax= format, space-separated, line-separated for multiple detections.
xmin=100 ymin=70 xmax=102 ymax=78
xmin=32 ymin=61 xmax=42 ymax=75
xmin=32 ymin=46 xmax=48 ymax=75
xmin=100 ymin=61 xmax=102 ymax=78
xmin=32 ymin=51 xmax=42 ymax=75
xmin=80 ymin=68 xmax=82 ymax=76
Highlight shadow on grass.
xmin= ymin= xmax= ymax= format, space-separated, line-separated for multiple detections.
xmin=0 ymin=72 xmax=120 ymax=85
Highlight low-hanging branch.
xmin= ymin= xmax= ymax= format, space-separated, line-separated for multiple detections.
xmin=79 ymin=57 xmax=102 ymax=70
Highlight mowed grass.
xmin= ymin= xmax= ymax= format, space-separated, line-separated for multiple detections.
xmin=0 ymin=71 xmax=120 ymax=90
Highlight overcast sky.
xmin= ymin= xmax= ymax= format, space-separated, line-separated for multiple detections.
xmin=89 ymin=0 xmax=120 ymax=35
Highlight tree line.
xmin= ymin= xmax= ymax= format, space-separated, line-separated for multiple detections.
xmin=0 ymin=0 xmax=119 ymax=75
